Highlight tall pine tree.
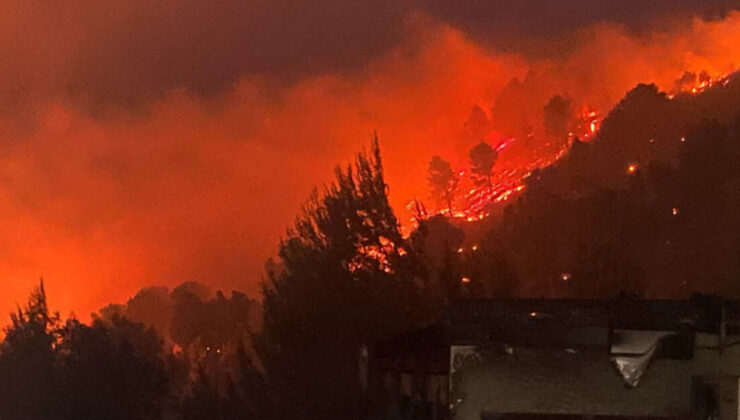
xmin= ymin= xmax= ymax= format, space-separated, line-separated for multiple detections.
xmin=258 ymin=136 xmax=425 ymax=419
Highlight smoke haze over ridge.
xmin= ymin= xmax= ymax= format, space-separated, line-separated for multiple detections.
xmin=1 ymin=1 xmax=740 ymax=317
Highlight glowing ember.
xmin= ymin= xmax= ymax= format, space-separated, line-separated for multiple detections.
xmin=348 ymin=235 xmax=407 ymax=274
xmin=560 ymin=273 xmax=572 ymax=281
xmin=627 ymin=163 xmax=639 ymax=174
xmin=461 ymin=277 xmax=471 ymax=284
xmin=672 ymin=207 xmax=680 ymax=216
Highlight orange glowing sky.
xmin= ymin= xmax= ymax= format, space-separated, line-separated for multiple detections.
xmin=1 ymin=1 xmax=740 ymax=319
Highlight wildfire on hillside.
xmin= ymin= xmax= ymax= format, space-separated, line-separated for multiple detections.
xmin=411 ymin=69 xmax=737 ymax=228
xmin=668 ymin=71 xmax=734 ymax=98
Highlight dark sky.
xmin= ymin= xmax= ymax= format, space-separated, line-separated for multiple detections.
xmin=420 ymin=0 xmax=740 ymax=48
xmin=3 ymin=0 xmax=739 ymax=112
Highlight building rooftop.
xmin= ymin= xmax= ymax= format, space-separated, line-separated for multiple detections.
xmin=371 ymin=295 xmax=740 ymax=373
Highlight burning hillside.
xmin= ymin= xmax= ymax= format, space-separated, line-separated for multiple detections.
xmin=418 ymin=69 xmax=740 ymax=226
xmin=0 ymin=3 xmax=739 ymax=318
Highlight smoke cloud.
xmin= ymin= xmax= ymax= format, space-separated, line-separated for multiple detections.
xmin=0 ymin=2 xmax=739 ymax=317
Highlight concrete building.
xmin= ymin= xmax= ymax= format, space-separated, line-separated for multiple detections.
xmin=363 ymin=296 xmax=740 ymax=420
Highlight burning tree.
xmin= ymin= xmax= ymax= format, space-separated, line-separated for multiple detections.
xmin=469 ymin=141 xmax=498 ymax=193
xmin=427 ymin=155 xmax=459 ymax=214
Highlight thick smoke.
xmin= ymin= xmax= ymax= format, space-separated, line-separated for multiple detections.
xmin=0 ymin=2 xmax=739 ymax=317
xmin=0 ymin=0 xmax=409 ymax=113
xmin=420 ymin=0 xmax=740 ymax=54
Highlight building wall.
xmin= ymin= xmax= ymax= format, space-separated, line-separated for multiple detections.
xmin=450 ymin=335 xmax=740 ymax=420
